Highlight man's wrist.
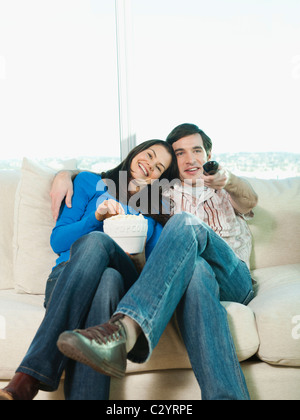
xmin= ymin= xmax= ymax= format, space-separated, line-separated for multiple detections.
xmin=56 ymin=169 xmax=80 ymax=181
xmin=223 ymin=169 xmax=233 ymax=190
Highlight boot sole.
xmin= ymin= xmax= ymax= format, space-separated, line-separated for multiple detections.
xmin=0 ymin=390 xmax=14 ymax=401
xmin=57 ymin=332 xmax=126 ymax=380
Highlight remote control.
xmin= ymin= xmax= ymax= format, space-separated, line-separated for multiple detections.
xmin=203 ymin=161 xmax=219 ymax=175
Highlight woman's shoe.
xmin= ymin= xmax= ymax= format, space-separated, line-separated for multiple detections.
xmin=0 ymin=373 xmax=40 ymax=401
xmin=57 ymin=314 xmax=127 ymax=379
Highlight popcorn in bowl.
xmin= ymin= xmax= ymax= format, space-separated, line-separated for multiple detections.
xmin=103 ymin=214 xmax=148 ymax=254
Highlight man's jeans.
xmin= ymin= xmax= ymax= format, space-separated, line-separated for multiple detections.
xmin=116 ymin=212 xmax=254 ymax=400
xmin=17 ymin=232 xmax=139 ymax=400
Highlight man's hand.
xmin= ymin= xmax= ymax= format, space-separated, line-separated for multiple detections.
xmin=203 ymin=165 xmax=258 ymax=214
xmin=50 ymin=171 xmax=74 ymax=222
xmin=203 ymin=165 xmax=229 ymax=191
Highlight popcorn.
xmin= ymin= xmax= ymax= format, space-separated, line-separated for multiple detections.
xmin=103 ymin=214 xmax=148 ymax=254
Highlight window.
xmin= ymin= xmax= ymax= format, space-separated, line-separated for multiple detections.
xmin=130 ymin=0 xmax=300 ymax=178
xmin=0 ymin=0 xmax=120 ymax=171
xmin=1 ymin=0 xmax=300 ymax=178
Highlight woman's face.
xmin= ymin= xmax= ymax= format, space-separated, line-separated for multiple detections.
xmin=130 ymin=144 xmax=172 ymax=185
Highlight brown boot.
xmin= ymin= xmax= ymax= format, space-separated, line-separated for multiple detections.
xmin=0 ymin=373 xmax=40 ymax=401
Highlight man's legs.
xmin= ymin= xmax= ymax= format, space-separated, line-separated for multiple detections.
xmin=176 ymin=258 xmax=251 ymax=400
xmin=117 ymin=213 xmax=253 ymax=364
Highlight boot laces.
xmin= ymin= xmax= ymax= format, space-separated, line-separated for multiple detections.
xmin=75 ymin=314 xmax=125 ymax=345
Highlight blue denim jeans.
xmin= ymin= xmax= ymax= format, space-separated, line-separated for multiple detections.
xmin=116 ymin=212 xmax=254 ymax=400
xmin=17 ymin=232 xmax=139 ymax=400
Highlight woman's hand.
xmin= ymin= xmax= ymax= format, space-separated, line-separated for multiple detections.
xmin=95 ymin=199 xmax=125 ymax=222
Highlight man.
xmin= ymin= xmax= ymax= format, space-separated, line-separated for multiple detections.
xmin=52 ymin=124 xmax=258 ymax=400
xmin=164 ymin=123 xmax=257 ymax=267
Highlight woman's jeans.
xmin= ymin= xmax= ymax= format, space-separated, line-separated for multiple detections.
xmin=116 ymin=212 xmax=254 ymax=401
xmin=17 ymin=232 xmax=139 ymax=400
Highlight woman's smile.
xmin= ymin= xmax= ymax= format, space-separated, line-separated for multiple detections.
xmin=138 ymin=163 xmax=150 ymax=177
xmin=131 ymin=145 xmax=172 ymax=184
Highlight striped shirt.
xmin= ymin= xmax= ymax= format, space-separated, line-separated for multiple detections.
xmin=166 ymin=184 xmax=253 ymax=268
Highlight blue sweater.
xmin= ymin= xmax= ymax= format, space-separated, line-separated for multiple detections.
xmin=50 ymin=172 xmax=163 ymax=268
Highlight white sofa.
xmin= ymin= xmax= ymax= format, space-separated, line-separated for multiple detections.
xmin=0 ymin=158 xmax=300 ymax=400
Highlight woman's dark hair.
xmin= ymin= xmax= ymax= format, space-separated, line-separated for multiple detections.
xmin=166 ymin=123 xmax=213 ymax=155
xmin=101 ymin=140 xmax=179 ymax=226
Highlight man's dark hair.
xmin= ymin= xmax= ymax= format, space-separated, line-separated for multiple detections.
xmin=166 ymin=123 xmax=213 ymax=155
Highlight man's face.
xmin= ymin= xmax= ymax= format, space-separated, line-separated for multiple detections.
xmin=172 ymin=134 xmax=211 ymax=185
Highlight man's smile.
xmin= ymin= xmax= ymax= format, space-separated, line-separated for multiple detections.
xmin=184 ymin=167 xmax=202 ymax=175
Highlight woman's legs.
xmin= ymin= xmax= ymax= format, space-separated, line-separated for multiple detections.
xmin=64 ymin=268 xmax=127 ymax=400
xmin=16 ymin=232 xmax=138 ymax=392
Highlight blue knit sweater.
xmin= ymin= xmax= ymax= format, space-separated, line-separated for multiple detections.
xmin=50 ymin=172 xmax=163 ymax=269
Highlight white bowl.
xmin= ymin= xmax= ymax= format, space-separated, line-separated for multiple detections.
xmin=103 ymin=214 xmax=148 ymax=254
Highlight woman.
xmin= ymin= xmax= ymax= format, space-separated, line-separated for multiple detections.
xmin=0 ymin=140 xmax=178 ymax=401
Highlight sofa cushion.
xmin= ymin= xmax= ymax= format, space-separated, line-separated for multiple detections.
xmin=0 ymin=290 xmax=45 ymax=379
xmin=0 ymin=290 xmax=259 ymax=380
xmin=0 ymin=170 xmax=20 ymax=290
xmin=221 ymin=301 xmax=259 ymax=362
xmin=13 ymin=158 xmax=77 ymax=294
xmin=247 ymin=177 xmax=300 ymax=270
xmin=125 ymin=302 xmax=259 ymax=374
xmin=250 ymin=264 xmax=300 ymax=366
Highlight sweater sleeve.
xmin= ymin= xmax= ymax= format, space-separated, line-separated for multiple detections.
xmin=50 ymin=172 xmax=103 ymax=254
xmin=145 ymin=217 xmax=163 ymax=259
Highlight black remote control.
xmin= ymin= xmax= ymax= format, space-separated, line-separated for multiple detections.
xmin=203 ymin=161 xmax=219 ymax=175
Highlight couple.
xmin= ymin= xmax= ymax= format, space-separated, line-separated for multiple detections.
xmin=0 ymin=123 xmax=258 ymax=401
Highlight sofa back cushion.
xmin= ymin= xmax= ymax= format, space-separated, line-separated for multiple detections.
xmin=248 ymin=177 xmax=300 ymax=270
xmin=0 ymin=170 xmax=20 ymax=290
xmin=2 ymin=166 xmax=299 ymax=292
xmin=13 ymin=158 xmax=77 ymax=294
